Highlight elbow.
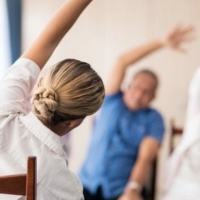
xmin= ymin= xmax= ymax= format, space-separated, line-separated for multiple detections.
xmin=115 ymin=56 xmax=127 ymax=69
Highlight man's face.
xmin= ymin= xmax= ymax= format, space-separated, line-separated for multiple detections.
xmin=123 ymin=73 xmax=156 ymax=111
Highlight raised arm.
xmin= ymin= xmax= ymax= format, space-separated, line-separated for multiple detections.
xmin=106 ymin=25 xmax=194 ymax=95
xmin=0 ymin=0 xmax=93 ymax=115
xmin=22 ymin=0 xmax=93 ymax=69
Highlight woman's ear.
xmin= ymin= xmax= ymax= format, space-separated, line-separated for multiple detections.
xmin=64 ymin=118 xmax=85 ymax=129
xmin=51 ymin=118 xmax=85 ymax=137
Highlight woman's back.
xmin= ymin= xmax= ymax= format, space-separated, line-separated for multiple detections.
xmin=0 ymin=58 xmax=83 ymax=200
xmin=0 ymin=1 xmax=105 ymax=199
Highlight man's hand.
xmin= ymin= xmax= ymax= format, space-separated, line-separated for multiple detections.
xmin=162 ymin=25 xmax=195 ymax=52
xmin=118 ymin=190 xmax=144 ymax=200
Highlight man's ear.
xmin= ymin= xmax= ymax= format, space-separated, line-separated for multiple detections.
xmin=151 ymin=91 xmax=156 ymax=101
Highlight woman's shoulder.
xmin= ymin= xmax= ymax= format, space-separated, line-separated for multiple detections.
xmin=10 ymin=57 xmax=40 ymax=73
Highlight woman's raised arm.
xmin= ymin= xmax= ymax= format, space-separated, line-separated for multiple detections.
xmin=22 ymin=0 xmax=93 ymax=69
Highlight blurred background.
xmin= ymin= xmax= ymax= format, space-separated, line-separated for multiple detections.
xmin=1 ymin=0 xmax=200 ymax=199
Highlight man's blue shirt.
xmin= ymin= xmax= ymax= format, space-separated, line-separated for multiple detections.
xmin=79 ymin=92 xmax=165 ymax=198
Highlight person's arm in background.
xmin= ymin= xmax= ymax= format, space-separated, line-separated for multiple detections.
xmin=118 ymin=109 xmax=165 ymax=200
xmin=22 ymin=0 xmax=93 ymax=70
xmin=119 ymin=137 xmax=160 ymax=200
xmin=117 ymin=26 xmax=195 ymax=200
xmin=106 ymin=25 xmax=195 ymax=96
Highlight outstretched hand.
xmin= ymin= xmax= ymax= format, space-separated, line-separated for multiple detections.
xmin=162 ymin=25 xmax=195 ymax=52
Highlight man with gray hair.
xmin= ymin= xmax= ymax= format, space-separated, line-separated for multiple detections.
xmin=79 ymin=25 xmax=194 ymax=200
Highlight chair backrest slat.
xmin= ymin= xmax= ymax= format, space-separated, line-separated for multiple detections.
xmin=0 ymin=156 xmax=37 ymax=200
xmin=26 ymin=157 xmax=37 ymax=200
xmin=0 ymin=175 xmax=26 ymax=195
xmin=170 ymin=120 xmax=183 ymax=153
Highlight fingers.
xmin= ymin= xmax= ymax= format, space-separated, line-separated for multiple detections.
xmin=179 ymin=25 xmax=195 ymax=35
xmin=166 ymin=23 xmax=196 ymax=52
xmin=180 ymin=34 xmax=196 ymax=43
xmin=174 ymin=46 xmax=187 ymax=53
xmin=172 ymin=24 xmax=195 ymax=40
xmin=172 ymin=23 xmax=194 ymax=34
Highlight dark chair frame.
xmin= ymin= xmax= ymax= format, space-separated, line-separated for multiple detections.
xmin=170 ymin=120 xmax=183 ymax=153
xmin=143 ymin=158 xmax=157 ymax=200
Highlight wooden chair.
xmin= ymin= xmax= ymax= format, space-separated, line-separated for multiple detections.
xmin=170 ymin=120 xmax=183 ymax=153
xmin=0 ymin=156 xmax=37 ymax=200
xmin=143 ymin=120 xmax=183 ymax=200
xmin=143 ymin=158 xmax=157 ymax=200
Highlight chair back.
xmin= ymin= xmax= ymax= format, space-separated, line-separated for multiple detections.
xmin=170 ymin=120 xmax=183 ymax=153
xmin=0 ymin=156 xmax=37 ymax=200
xmin=143 ymin=158 xmax=157 ymax=200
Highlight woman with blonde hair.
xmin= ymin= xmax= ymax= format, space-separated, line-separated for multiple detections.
xmin=0 ymin=0 xmax=104 ymax=200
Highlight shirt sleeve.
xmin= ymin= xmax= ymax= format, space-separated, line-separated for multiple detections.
xmin=186 ymin=67 xmax=200 ymax=120
xmin=95 ymin=91 xmax=123 ymax=121
xmin=37 ymin=170 xmax=84 ymax=200
xmin=104 ymin=91 xmax=123 ymax=103
xmin=183 ymin=138 xmax=200 ymax=172
xmin=0 ymin=58 xmax=40 ymax=115
xmin=147 ymin=110 xmax=165 ymax=143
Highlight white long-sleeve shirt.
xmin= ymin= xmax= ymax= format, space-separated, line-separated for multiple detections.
xmin=162 ymin=67 xmax=200 ymax=200
xmin=0 ymin=58 xmax=84 ymax=200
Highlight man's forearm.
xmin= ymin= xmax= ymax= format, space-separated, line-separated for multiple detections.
xmin=125 ymin=158 xmax=153 ymax=194
xmin=118 ymin=39 xmax=165 ymax=68
xmin=106 ymin=39 xmax=164 ymax=95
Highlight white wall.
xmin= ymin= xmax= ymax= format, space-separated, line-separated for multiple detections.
xmin=22 ymin=0 xmax=200 ymax=198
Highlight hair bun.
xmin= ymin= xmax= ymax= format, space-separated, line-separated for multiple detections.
xmin=31 ymin=86 xmax=58 ymax=119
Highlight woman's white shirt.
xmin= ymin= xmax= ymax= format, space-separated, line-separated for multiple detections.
xmin=0 ymin=58 xmax=84 ymax=200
